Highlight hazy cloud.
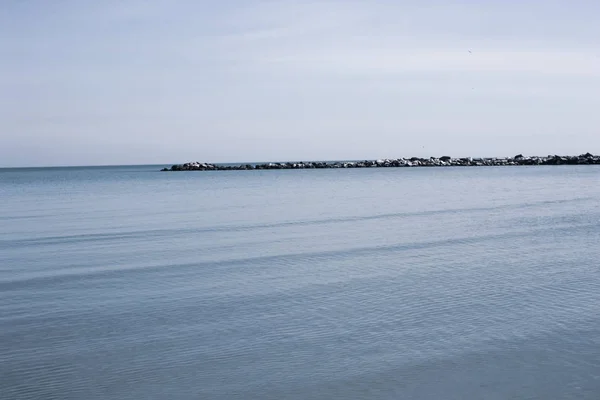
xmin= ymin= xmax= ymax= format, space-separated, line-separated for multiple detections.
xmin=1 ymin=0 xmax=599 ymax=166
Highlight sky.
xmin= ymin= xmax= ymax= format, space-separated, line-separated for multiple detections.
xmin=1 ymin=0 xmax=600 ymax=167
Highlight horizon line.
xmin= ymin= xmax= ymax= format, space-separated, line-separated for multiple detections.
xmin=1 ymin=152 xmax=599 ymax=170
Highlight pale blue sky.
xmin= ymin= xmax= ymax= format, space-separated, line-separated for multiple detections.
xmin=1 ymin=0 xmax=600 ymax=167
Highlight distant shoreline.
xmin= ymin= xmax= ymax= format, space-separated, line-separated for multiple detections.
xmin=162 ymin=153 xmax=600 ymax=171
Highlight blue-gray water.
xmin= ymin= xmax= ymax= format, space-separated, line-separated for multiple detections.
xmin=1 ymin=165 xmax=600 ymax=399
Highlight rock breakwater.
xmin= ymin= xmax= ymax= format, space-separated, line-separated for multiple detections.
xmin=162 ymin=153 xmax=600 ymax=171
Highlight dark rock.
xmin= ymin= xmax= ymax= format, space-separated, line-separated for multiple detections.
xmin=162 ymin=152 xmax=600 ymax=171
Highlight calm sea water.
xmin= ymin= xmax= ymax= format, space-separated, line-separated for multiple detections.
xmin=1 ymin=165 xmax=600 ymax=399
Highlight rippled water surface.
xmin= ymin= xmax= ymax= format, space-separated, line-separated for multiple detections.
xmin=1 ymin=165 xmax=600 ymax=399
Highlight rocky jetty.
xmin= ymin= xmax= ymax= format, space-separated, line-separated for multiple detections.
xmin=161 ymin=153 xmax=600 ymax=171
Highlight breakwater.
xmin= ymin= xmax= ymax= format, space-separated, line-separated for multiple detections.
xmin=162 ymin=153 xmax=600 ymax=171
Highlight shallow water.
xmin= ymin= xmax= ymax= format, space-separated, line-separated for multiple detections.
xmin=1 ymin=165 xmax=600 ymax=399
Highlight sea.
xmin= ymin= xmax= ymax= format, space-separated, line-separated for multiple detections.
xmin=1 ymin=164 xmax=600 ymax=400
